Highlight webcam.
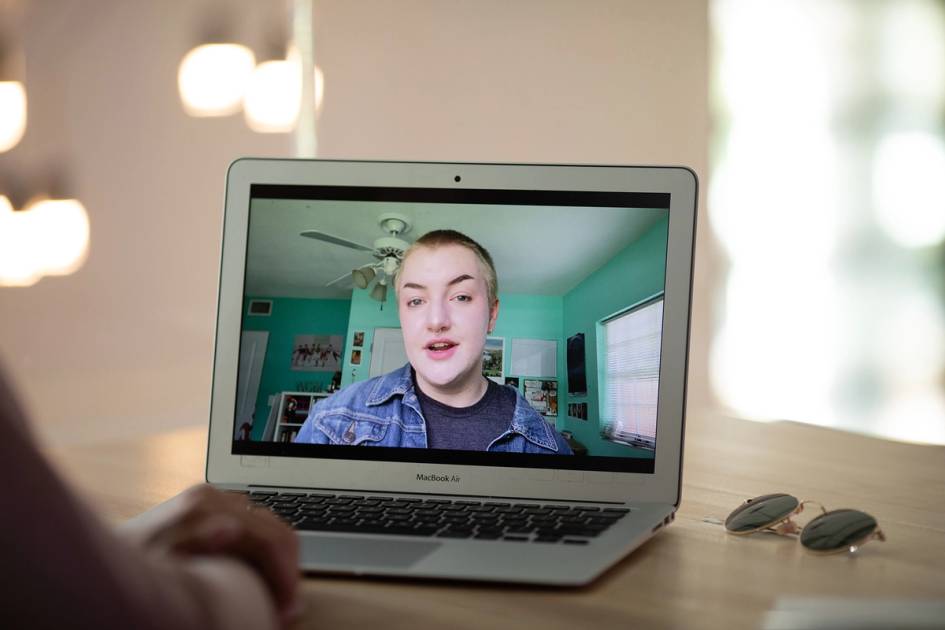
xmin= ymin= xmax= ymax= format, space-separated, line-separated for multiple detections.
xmin=454 ymin=175 xmax=462 ymax=182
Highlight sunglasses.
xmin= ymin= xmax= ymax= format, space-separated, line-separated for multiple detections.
xmin=724 ymin=493 xmax=886 ymax=554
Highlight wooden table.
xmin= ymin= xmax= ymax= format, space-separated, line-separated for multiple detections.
xmin=48 ymin=413 xmax=945 ymax=630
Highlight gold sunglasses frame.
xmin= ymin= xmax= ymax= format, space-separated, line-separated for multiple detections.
xmin=726 ymin=496 xmax=886 ymax=555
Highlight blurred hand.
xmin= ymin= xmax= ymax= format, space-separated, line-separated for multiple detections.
xmin=121 ymin=485 xmax=300 ymax=621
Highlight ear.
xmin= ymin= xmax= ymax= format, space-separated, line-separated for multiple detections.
xmin=487 ymin=299 xmax=500 ymax=334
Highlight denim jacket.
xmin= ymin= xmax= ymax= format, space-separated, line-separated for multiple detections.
xmin=294 ymin=364 xmax=572 ymax=455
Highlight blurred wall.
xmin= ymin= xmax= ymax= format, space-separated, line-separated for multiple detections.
xmin=0 ymin=0 xmax=710 ymax=447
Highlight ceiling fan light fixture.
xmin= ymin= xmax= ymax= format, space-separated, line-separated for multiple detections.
xmin=382 ymin=255 xmax=400 ymax=276
xmin=370 ymin=278 xmax=388 ymax=303
xmin=351 ymin=266 xmax=375 ymax=289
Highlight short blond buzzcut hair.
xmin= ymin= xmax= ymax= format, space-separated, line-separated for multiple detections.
xmin=394 ymin=229 xmax=499 ymax=305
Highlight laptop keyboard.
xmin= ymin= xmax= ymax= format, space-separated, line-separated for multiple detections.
xmin=235 ymin=490 xmax=630 ymax=544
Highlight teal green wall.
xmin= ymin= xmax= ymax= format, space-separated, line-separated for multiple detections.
xmin=243 ymin=297 xmax=351 ymax=440
xmin=340 ymin=287 xmax=401 ymax=386
xmin=560 ymin=217 xmax=669 ymax=458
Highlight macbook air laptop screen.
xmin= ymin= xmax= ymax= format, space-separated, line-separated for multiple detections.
xmin=231 ymin=184 xmax=670 ymax=474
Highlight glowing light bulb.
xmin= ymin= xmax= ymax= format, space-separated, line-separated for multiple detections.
xmin=28 ymin=199 xmax=91 ymax=275
xmin=0 ymin=81 xmax=27 ymax=152
xmin=244 ymin=49 xmax=302 ymax=133
xmin=178 ymin=44 xmax=256 ymax=117
xmin=0 ymin=195 xmax=41 ymax=286
xmin=0 ymin=196 xmax=90 ymax=287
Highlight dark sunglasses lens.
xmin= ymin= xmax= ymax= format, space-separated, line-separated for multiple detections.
xmin=725 ymin=493 xmax=799 ymax=533
xmin=800 ymin=509 xmax=878 ymax=552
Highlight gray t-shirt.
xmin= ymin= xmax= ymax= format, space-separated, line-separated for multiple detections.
xmin=415 ymin=376 xmax=516 ymax=451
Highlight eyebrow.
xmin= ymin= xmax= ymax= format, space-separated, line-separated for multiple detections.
xmin=402 ymin=274 xmax=475 ymax=291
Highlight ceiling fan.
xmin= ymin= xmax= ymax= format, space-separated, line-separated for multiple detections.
xmin=300 ymin=212 xmax=413 ymax=302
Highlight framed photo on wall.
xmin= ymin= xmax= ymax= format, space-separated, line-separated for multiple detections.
xmin=524 ymin=379 xmax=558 ymax=417
xmin=352 ymin=331 xmax=365 ymax=348
xmin=482 ymin=336 xmax=505 ymax=383
xmin=351 ymin=349 xmax=362 ymax=365
xmin=290 ymin=334 xmax=343 ymax=371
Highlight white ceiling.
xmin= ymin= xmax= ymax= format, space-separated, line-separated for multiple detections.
xmin=245 ymin=199 xmax=665 ymax=299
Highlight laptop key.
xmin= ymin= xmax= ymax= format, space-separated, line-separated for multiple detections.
xmin=506 ymin=526 xmax=536 ymax=534
xmin=299 ymin=509 xmax=328 ymax=518
xmin=297 ymin=496 xmax=328 ymax=504
xmin=437 ymin=530 xmax=473 ymax=539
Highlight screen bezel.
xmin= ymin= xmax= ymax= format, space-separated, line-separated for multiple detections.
xmin=206 ymin=159 xmax=697 ymax=505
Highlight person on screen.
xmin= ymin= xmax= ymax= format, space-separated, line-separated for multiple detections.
xmin=295 ymin=229 xmax=573 ymax=455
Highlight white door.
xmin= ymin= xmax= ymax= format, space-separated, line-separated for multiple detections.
xmin=369 ymin=327 xmax=408 ymax=377
xmin=234 ymin=330 xmax=269 ymax=439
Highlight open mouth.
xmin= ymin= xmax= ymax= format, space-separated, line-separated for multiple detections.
xmin=425 ymin=340 xmax=459 ymax=359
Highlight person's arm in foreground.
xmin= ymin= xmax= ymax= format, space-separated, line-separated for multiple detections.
xmin=0 ymin=366 xmax=300 ymax=630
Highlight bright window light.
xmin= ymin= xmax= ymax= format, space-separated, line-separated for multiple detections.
xmin=711 ymin=0 xmax=945 ymax=445
xmin=178 ymin=44 xmax=256 ymax=117
xmin=0 ymin=81 xmax=27 ymax=152
xmin=873 ymin=132 xmax=945 ymax=248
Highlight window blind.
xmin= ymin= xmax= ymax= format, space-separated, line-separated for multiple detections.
xmin=600 ymin=297 xmax=663 ymax=450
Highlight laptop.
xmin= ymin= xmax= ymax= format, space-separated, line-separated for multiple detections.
xmin=206 ymin=159 xmax=697 ymax=585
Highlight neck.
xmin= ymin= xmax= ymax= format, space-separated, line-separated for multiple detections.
xmin=416 ymin=370 xmax=489 ymax=408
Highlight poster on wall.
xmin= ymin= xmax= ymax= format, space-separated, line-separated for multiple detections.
xmin=482 ymin=336 xmax=505 ymax=383
xmin=524 ymin=379 xmax=558 ymax=417
xmin=510 ymin=338 xmax=557 ymax=377
xmin=290 ymin=334 xmax=343 ymax=371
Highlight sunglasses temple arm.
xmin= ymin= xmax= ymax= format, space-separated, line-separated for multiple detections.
xmin=798 ymin=500 xmax=827 ymax=516
xmin=763 ymin=518 xmax=802 ymax=536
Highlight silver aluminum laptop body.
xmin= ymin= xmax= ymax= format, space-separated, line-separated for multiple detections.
xmin=205 ymin=159 xmax=697 ymax=585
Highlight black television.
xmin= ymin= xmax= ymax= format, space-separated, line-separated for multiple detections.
xmin=567 ymin=332 xmax=587 ymax=396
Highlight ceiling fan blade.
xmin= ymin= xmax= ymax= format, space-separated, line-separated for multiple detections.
xmin=325 ymin=270 xmax=355 ymax=287
xmin=300 ymin=230 xmax=374 ymax=252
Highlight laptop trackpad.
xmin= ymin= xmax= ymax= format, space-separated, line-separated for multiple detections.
xmin=300 ymin=535 xmax=440 ymax=569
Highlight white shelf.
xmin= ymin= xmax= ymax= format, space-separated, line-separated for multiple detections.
xmin=265 ymin=391 xmax=334 ymax=443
